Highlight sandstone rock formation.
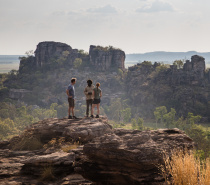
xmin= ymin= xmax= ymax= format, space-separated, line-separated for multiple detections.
xmin=89 ymin=45 xmax=125 ymax=71
xmin=35 ymin=42 xmax=73 ymax=67
xmin=19 ymin=41 xmax=79 ymax=73
xmin=0 ymin=117 xmax=194 ymax=185
xmin=19 ymin=41 xmax=126 ymax=73
xmin=79 ymin=128 xmax=194 ymax=185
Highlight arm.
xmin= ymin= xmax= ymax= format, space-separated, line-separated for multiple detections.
xmin=66 ymin=89 xmax=69 ymax=96
xmin=92 ymin=90 xmax=95 ymax=99
xmin=66 ymin=88 xmax=72 ymax=98
xmin=100 ymin=91 xmax=102 ymax=98
xmin=84 ymin=87 xmax=88 ymax=95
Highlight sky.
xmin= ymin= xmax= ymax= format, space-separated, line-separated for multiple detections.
xmin=0 ymin=0 xmax=210 ymax=54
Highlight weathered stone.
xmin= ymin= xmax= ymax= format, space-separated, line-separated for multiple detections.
xmin=183 ymin=60 xmax=192 ymax=71
xmin=35 ymin=41 xmax=72 ymax=67
xmin=89 ymin=45 xmax=125 ymax=71
xmin=19 ymin=55 xmax=36 ymax=73
xmin=21 ymin=151 xmax=75 ymax=177
xmin=78 ymin=128 xmax=194 ymax=185
xmin=8 ymin=117 xmax=112 ymax=145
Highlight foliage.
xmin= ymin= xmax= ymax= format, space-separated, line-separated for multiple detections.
xmin=0 ymin=118 xmax=15 ymax=138
xmin=25 ymin=50 xmax=34 ymax=57
xmin=0 ymin=102 xmax=59 ymax=140
xmin=155 ymin=63 xmax=168 ymax=73
xmin=173 ymin=60 xmax=184 ymax=69
xmin=93 ymin=45 xmax=121 ymax=52
xmin=141 ymin=61 xmax=152 ymax=66
xmin=78 ymin=49 xmax=88 ymax=55
xmin=163 ymin=108 xmax=176 ymax=128
xmin=120 ymin=108 xmax=131 ymax=123
xmin=154 ymin=106 xmax=167 ymax=126
xmin=131 ymin=117 xmax=144 ymax=130
xmin=73 ymin=58 xmax=82 ymax=68
xmin=55 ymin=50 xmax=70 ymax=66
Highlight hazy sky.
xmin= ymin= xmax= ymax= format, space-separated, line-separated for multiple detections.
xmin=0 ymin=0 xmax=210 ymax=54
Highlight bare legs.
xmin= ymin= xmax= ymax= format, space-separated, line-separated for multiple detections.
xmin=91 ymin=104 xmax=100 ymax=116
xmin=68 ymin=107 xmax=74 ymax=116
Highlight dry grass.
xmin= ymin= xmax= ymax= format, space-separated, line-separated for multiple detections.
xmin=61 ymin=141 xmax=80 ymax=152
xmin=40 ymin=165 xmax=55 ymax=181
xmin=161 ymin=150 xmax=210 ymax=185
xmin=11 ymin=134 xmax=43 ymax=151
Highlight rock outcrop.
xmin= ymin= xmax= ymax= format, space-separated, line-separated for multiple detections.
xmin=34 ymin=41 xmax=80 ymax=68
xmin=79 ymin=128 xmax=193 ymax=185
xmin=0 ymin=117 xmax=194 ymax=185
xmin=19 ymin=41 xmax=126 ymax=73
xmin=89 ymin=45 xmax=125 ymax=71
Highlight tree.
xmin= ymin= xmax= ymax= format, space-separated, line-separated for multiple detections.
xmin=117 ymin=69 xmax=123 ymax=79
xmin=73 ymin=58 xmax=82 ymax=68
xmin=173 ymin=60 xmax=184 ymax=69
xmin=56 ymin=51 xmax=70 ymax=66
xmin=25 ymin=50 xmax=34 ymax=57
xmin=137 ymin=117 xmax=144 ymax=130
xmin=120 ymin=108 xmax=131 ymax=123
xmin=187 ymin=112 xmax=202 ymax=125
xmin=154 ymin=106 xmax=167 ymax=127
xmin=109 ymin=99 xmax=122 ymax=121
xmin=131 ymin=118 xmax=137 ymax=129
xmin=163 ymin=108 xmax=176 ymax=128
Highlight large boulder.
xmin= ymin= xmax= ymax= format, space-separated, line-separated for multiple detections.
xmin=78 ymin=128 xmax=194 ymax=185
xmin=10 ymin=117 xmax=112 ymax=144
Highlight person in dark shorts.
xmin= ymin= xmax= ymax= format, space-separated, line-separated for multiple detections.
xmin=66 ymin=78 xmax=78 ymax=119
xmin=91 ymin=82 xmax=102 ymax=118
xmin=84 ymin=79 xmax=94 ymax=117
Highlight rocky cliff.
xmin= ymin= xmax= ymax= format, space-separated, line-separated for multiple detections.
xmin=19 ymin=42 xmax=125 ymax=73
xmin=0 ymin=117 xmax=194 ymax=185
xmin=89 ymin=45 xmax=125 ymax=71
xmin=35 ymin=41 xmax=78 ymax=67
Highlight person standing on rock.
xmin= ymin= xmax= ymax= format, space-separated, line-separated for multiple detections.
xmin=91 ymin=82 xmax=102 ymax=118
xmin=84 ymin=79 xmax=95 ymax=117
xmin=66 ymin=78 xmax=78 ymax=119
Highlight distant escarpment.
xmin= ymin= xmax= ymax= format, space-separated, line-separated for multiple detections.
xmin=126 ymin=55 xmax=210 ymax=118
xmin=19 ymin=41 xmax=125 ymax=73
xmin=0 ymin=117 xmax=194 ymax=184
